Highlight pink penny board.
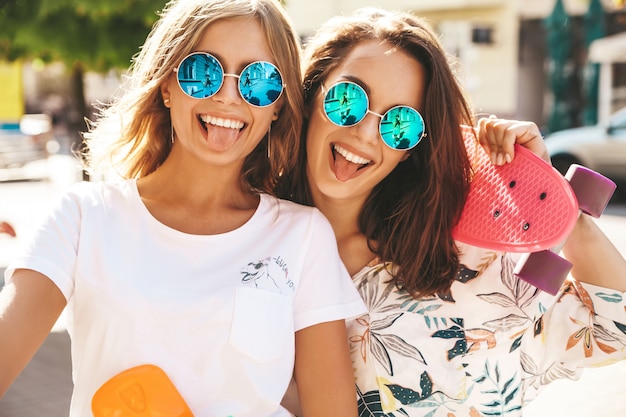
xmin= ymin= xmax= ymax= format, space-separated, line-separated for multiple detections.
xmin=453 ymin=126 xmax=579 ymax=253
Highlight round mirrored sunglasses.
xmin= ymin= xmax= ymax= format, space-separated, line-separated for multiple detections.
xmin=174 ymin=52 xmax=284 ymax=107
xmin=322 ymin=81 xmax=426 ymax=150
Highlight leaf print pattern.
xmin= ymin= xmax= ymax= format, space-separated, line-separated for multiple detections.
xmin=595 ymin=291 xmax=623 ymax=303
xmin=465 ymin=328 xmax=497 ymax=353
xmin=397 ymin=296 xmax=443 ymax=325
xmin=594 ymin=323 xmax=626 ymax=348
xmin=353 ymin=269 xmax=427 ymax=375
xmin=566 ymin=317 xmax=619 ymax=357
xmin=357 ymin=385 xmax=410 ymax=417
xmin=472 ymin=360 xmax=521 ymax=416
xmin=438 ymin=266 xmax=480 ymax=302
xmin=520 ymin=350 xmax=577 ymax=392
xmin=369 ymin=314 xmax=427 ymax=375
xmin=436 ymin=251 xmax=497 ymax=302
xmin=357 ymin=385 xmax=386 ymax=416
xmin=386 ymin=372 xmax=435 ymax=405
xmin=431 ymin=320 xmax=467 ymax=360
xmin=568 ymin=279 xmax=595 ymax=314
xmin=476 ymin=256 xmax=541 ymax=354
xmin=347 ymin=250 xmax=626 ymax=416
xmin=499 ymin=255 xmax=539 ymax=309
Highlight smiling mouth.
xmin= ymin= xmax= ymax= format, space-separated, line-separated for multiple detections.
xmin=199 ymin=114 xmax=246 ymax=131
xmin=332 ymin=143 xmax=372 ymax=168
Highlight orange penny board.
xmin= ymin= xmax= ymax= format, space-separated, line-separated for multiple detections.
xmin=453 ymin=126 xmax=579 ymax=252
xmin=92 ymin=364 xmax=194 ymax=417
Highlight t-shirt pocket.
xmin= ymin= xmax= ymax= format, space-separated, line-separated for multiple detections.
xmin=229 ymin=286 xmax=294 ymax=363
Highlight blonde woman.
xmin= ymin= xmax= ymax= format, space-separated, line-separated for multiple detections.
xmin=0 ymin=1 xmax=364 ymax=416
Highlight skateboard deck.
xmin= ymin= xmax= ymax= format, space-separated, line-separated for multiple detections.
xmin=452 ymin=126 xmax=579 ymax=253
xmin=92 ymin=364 xmax=194 ymax=417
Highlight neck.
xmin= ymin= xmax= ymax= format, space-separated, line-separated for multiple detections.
xmin=310 ymin=188 xmax=377 ymax=276
xmin=150 ymin=144 xmax=252 ymax=204
xmin=136 ymin=148 xmax=259 ymax=235
xmin=313 ymin=195 xmax=361 ymax=240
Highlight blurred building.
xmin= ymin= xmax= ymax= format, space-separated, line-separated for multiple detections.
xmin=0 ymin=62 xmax=24 ymax=121
xmin=285 ymin=0 xmax=626 ymax=131
xmin=10 ymin=0 xmax=626 ymax=135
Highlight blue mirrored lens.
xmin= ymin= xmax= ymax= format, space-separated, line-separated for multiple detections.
xmin=323 ymin=82 xmax=368 ymax=126
xmin=176 ymin=53 xmax=283 ymax=107
xmin=323 ymin=82 xmax=425 ymax=150
xmin=239 ymin=61 xmax=284 ymax=107
xmin=380 ymin=106 xmax=425 ymax=150
xmin=177 ymin=53 xmax=223 ymax=98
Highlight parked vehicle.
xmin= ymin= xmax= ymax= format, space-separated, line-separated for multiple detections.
xmin=546 ymin=107 xmax=626 ymax=191
xmin=0 ymin=114 xmax=55 ymax=170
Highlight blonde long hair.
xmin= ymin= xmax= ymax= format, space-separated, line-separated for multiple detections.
xmin=83 ymin=0 xmax=303 ymax=193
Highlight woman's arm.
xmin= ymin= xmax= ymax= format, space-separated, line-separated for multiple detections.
xmin=562 ymin=214 xmax=626 ymax=291
xmin=294 ymin=320 xmax=357 ymax=417
xmin=0 ymin=269 xmax=66 ymax=397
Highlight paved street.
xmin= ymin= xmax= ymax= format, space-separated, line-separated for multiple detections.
xmin=0 ymin=158 xmax=625 ymax=416
xmin=0 ymin=157 xmax=80 ymax=417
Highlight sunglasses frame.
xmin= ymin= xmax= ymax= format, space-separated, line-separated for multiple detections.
xmin=173 ymin=52 xmax=285 ymax=108
xmin=322 ymin=81 xmax=426 ymax=150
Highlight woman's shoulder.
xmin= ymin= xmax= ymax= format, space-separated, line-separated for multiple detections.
xmin=262 ymin=194 xmax=324 ymax=219
xmin=57 ymin=179 xmax=136 ymax=207
xmin=260 ymin=194 xmax=334 ymax=235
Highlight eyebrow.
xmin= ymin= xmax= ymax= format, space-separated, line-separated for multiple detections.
xmin=193 ymin=50 xmax=275 ymax=73
xmin=330 ymin=76 xmax=417 ymax=113
xmin=337 ymin=75 xmax=371 ymax=95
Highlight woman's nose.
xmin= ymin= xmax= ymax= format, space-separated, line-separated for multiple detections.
xmin=354 ymin=111 xmax=380 ymax=145
xmin=212 ymin=74 xmax=243 ymax=105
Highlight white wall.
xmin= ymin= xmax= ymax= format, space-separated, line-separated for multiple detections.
xmin=285 ymin=0 xmax=519 ymax=117
xmin=285 ymin=0 xmax=513 ymax=35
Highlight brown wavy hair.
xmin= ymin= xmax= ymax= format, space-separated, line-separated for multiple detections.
xmin=83 ymin=0 xmax=303 ymax=193
xmin=275 ymin=7 xmax=474 ymax=296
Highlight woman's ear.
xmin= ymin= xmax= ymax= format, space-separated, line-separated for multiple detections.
xmin=161 ymin=84 xmax=171 ymax=108
xmin=273 ymin=96 xmax=288 ymax=121
xmin=400 ymin=152 xmax=411 ymax=162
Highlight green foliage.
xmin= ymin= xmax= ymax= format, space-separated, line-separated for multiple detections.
xmin=0 ymin=0 xmax=165 ymax=71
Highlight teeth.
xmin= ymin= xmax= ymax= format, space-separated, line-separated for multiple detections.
xmin=334 ymin=144 xmax=371 ymax=165
xmin=200 ymin=115 xmax=244 ymax=130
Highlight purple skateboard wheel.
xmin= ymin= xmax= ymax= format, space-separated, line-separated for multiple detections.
xmin=565 ymin=164 xmax=616 ymax=218
xmin=513 ymin=250 xmax=573 ymax=295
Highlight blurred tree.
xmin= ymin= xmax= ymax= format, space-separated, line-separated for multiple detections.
xmin=0 ymin=0 xmax=164 ymax=177
xmin=544 ymin=0 xmax=575 ymax=133
xmin=582 ymin=0 xmax=606 ymax=126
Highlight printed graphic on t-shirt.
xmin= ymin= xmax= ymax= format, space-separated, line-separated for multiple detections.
xmin=240 ymin=256 xmax=295 ymax=294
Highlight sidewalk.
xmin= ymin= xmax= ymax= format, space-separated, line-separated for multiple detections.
xmin=0 ymin=324 xmax=72 ymax=417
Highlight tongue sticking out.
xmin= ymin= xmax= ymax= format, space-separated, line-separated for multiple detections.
xmin=333 ymin=151 xmax=362 ymax=182
xmin=205 ymin=123 xmax=240 ymax=150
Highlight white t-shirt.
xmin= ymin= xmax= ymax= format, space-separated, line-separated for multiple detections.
xmin=6 ymin=179 xmax=366 ymax=417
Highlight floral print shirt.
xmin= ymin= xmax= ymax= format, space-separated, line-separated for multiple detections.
xmin=347 ymin=243 xmax=626 ymax=417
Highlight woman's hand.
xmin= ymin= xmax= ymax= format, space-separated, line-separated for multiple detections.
xmin=477 ymin=115 xmax=549 ymax=165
